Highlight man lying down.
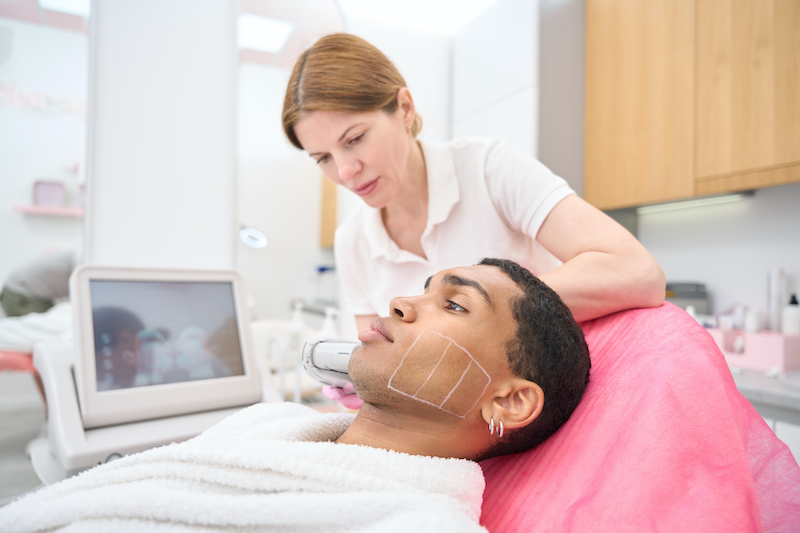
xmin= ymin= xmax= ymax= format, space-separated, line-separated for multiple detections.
xmin=0 ymin=258 xmax=591 ymax=533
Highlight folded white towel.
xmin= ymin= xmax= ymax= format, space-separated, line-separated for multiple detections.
xmin=0 ymin=301 xmax=72 ymax=352
xmin=0 ymin=402 xmax=487 ymax=532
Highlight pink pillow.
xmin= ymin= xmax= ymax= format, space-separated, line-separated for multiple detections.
xmin=480 ymin=303 xmax=800 ymax=532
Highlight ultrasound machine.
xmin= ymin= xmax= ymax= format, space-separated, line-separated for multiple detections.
xmin=29 ymin=266 xmax=279 ymax=484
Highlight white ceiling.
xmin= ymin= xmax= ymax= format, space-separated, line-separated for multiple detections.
xmin=33 ymin=0 xmax=501 ymax=37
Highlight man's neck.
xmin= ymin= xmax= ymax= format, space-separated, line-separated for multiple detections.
xmin=334 ymin=403 xmax=485 ymax=460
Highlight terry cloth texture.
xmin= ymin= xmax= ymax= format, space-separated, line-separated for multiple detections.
xmin=0 ymin=402 xmax=486 ymax=533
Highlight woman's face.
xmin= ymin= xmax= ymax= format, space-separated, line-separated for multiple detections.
xmin=293 ymin=104 xmax=414 ymax=209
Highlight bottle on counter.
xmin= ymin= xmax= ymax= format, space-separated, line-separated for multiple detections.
xmin=287 ymin=301 xmax=307 ymax=352
xmin=314 ymin=307 xmax=340 ymax=340
xmin=782 ymin=294 xmax=800 ymax=335
xmin=744 ymin=309 xmax=760 ymax=333
xmin=767 ymin=268 xmax=786 ymax=331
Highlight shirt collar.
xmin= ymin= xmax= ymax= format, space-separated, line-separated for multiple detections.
xmin=361 ymin=139 xmax=461 ymax=260
xmin=419 ymin=139 xmax=460 ymax=227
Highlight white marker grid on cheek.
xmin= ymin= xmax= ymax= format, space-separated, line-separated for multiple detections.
xmin=387 ymin=330 xmax=491 ymax=418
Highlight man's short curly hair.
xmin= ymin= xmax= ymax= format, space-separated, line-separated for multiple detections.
xmin=477 ymin=258 xmax=591 ymax=459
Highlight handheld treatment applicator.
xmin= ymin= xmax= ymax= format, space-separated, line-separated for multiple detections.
xmin=301 ymin=340 xmax=360 ymax=388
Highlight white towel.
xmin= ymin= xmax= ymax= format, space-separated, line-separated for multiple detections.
xmin=0 ymin=302 xmax=72 ymax=352
xmin=0 ymin=402 xmax=487 ymax=532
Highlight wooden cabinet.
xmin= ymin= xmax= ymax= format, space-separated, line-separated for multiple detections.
xmin=585 ymin=0 xmax=800 ymax=211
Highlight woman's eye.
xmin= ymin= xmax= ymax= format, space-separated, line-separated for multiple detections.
xmin=348 ymin=134 xmax=364 ymax=146
xmin=446 ymin=300 xmax=466 ymax=312
xmin=315 ymin=155 xmax=329 ymax=165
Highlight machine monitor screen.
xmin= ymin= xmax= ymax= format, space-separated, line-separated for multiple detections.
xmin=71 ymin=266 xmax=265 ymax=429
xmin=89 ymin=280 xmax=245 ymax=392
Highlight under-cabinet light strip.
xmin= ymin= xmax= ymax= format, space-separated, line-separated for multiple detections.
xmin=636 ymin=192 xmax=752 ymax=215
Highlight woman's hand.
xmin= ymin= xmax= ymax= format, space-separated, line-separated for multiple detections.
xmin=322 ymin=384 xmax=363 ymax=410
xmin=320 ymin=314 xmax=378 ymax=410
xmin=536 ymin=194 xmax=666 ymax=322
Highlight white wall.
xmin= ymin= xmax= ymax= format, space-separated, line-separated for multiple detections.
xmin=0 ymin=19 xmax=86 ymax=295
xmin=85 ymin=0 xmax=237 ymax=270
xmin=538 ymin=0 xmax=584 ymax=196
xmin=342 ymin=17 xmax=452 ymax=146
xmin=638 ymin=183 xmax=800 ymax=321
xmin=235 ymin=63 xmax=333 ymax=322
xmin=452 ymin=0 xmax=538 ymax=157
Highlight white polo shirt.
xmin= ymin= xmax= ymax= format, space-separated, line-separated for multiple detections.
xmin=334 ymin=137 xmax=574 ymax=317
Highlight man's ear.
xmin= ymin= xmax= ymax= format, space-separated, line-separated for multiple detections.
xmin=486 ymin=379 xmax=544 ymax=431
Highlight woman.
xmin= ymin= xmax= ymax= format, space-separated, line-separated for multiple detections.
xmin=282 ymin=33 xmax=664 ymax=333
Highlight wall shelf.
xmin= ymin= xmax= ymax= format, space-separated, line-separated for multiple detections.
xmin=14 ymin=205 xmax=84 ymax=218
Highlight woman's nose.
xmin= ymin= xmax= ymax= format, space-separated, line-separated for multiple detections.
xmin=389 ymin=296 xmax=417 ymax=322
xmin=337 ymin=156 xmax=361 ymax=182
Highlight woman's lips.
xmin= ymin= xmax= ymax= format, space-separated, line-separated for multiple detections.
xmin=358 ymin=317 xmax=393 ymax=343
xmin=353 ymin=178 xmax=379 ymax=197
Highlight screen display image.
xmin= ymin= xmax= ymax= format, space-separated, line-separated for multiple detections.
xmin=89 ymin=280 xmax=244 ymax=392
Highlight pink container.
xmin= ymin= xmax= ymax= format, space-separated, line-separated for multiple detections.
xmin=708 ymin=328 xmax=800 ymax=371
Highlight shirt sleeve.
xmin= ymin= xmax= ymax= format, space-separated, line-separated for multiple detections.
xmin=482 ymin=140 xmax=574 ymax=240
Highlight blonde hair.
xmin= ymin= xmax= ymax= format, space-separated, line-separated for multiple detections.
xmin=282 ymin=33 xmax=422 ymax=149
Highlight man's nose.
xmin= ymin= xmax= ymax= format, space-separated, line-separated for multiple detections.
xmin=389 ymin=296 xmax=417 ymax=322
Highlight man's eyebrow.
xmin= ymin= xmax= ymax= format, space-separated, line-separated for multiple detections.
xmin=441 ymin=274 xmax=494 ymax=311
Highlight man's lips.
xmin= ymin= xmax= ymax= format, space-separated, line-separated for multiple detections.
xmin=352 ymin=177 xmax=379 ymax=197
xmin=358 ymin=317 xmax=393 ymax=343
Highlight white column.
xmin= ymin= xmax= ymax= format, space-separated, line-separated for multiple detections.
xmin=452 ymin=0 xmax=538 ymax=157
xmin=85 ymin=0 xmax=238 ymax=270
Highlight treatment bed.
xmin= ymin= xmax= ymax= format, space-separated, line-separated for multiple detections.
xmin=1 ymin=302 xmax=798 ymax=531
xmin=480 ymin=302 xmax=800 ymax=531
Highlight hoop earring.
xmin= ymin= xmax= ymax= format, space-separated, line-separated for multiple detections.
xmin=488 ymin=418 xmax=504 ymax=438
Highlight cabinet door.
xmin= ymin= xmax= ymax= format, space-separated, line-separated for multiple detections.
xmin=584 ymin=0 xmax=695 ymax=210
xmin=695 ymin=0 xmax=800 ymax=193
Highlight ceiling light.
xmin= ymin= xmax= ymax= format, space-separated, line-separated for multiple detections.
xmin=338 ymin=0 xmax=500 ymax=36
xmin=238 ymin=14 xmax=293 ymax=54
xmin=635 ymin=192 xmax=753 ymax=215
xmin=38 ymin=0 xmax=91 ymax=17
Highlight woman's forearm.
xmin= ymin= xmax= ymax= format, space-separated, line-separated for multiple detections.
xmin=536 ymin=195 xmax=666 ymax=322
xmin=538 ymin=249 xmax=665 ymax=323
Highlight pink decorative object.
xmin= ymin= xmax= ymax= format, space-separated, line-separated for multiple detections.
xmin=709 ymin=328 xmax=800 ymax=371
xmin=0 ymin=351 xmax=36 ymax=373
xmin=33 ymin=180 xmax=65 ymax=207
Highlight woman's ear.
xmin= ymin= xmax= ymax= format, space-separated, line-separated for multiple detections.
xmin=487 ymin=380 xmax=544 ymax=431
xmin=396 ymin=87 xmax=415 ymax=128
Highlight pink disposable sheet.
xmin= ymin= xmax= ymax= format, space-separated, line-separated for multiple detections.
xmin=480 ymin=302 xmax=800 ymax=532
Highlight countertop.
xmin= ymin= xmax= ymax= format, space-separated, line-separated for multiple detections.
xmin=731 ymin=367 xmax=800 ymax=425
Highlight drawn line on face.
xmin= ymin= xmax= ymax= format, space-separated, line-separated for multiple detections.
xmin=411 ymin=341 xmax=448 ymax=397
xmin=388 ymin=330 xmax=491 ymax=419
xmin=438 ymin=359 xmax=473 ymax=408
